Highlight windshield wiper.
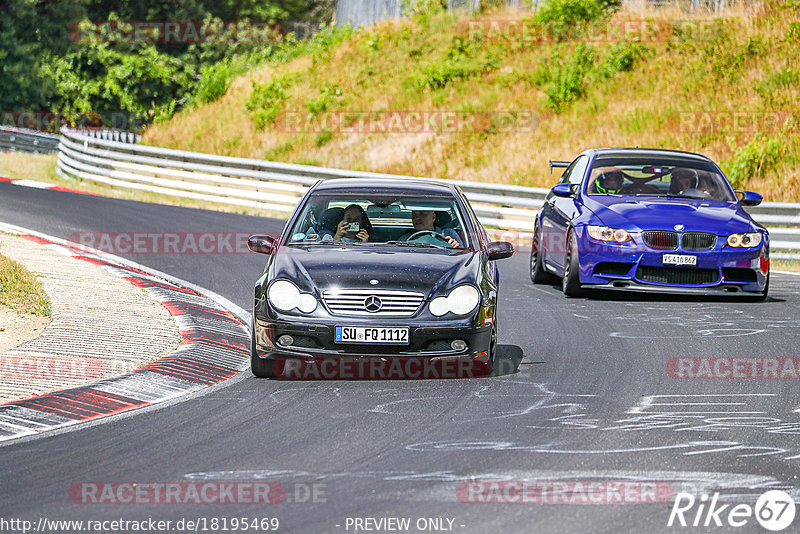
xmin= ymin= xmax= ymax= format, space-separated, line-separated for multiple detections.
xmin=643 ymin=193 xmax=707 ymax=199
xmin=385 ymin=241 xmax=441 ymax=249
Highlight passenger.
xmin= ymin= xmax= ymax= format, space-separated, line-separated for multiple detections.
xmin=333 ymin=204 xmax=374 ymax=243
xmin=401 ymin=210 xmax=461 ymax=248
xmin=699 ymin=178 xmax=721 ymax=200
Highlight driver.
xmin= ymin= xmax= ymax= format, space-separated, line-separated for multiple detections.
xmin=401 ymin=210 xmax=461 ymax=248
xmin=595 ymin=170 xmax=624 ymax=194
xmin=670 ymin=169 xmax=697 ymax=194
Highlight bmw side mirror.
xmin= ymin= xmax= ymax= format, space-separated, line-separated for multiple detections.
xmin=487 ymin=241 xmax=514 ymax=261
xmin=736 ymin=190 xmax=763 ymax=207
xmin=551 ymin=183 xmax=573 ymax=198
xmin=248 ymin=235 xmax=277 ymax=254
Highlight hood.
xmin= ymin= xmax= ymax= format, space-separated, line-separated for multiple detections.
xmin=270 ymin=245 xmax=479 ymax=298
xmin=583 ymin=197 xmax=753 ymax=235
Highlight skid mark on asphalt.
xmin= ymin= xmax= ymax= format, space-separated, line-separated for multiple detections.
xmin=628 ymin=393 xmax=776 ymax=414
xmin=405 ymin=439 xmax=791 ymax=458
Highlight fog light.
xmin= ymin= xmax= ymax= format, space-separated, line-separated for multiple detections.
xmin=277 ymin=335 xmax=294 ymax=347
xmin=451 ymin=339 xmax=467 ymax=352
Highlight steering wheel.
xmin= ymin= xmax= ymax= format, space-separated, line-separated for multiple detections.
xmin=406 ymin=230 xmax=452 ymax=247
xmin=682 ymin=188 xmax=712 ymax=199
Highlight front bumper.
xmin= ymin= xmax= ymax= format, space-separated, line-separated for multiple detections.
xmin=252 ymin=314 xmax=494 ymax=379
xmin=575 ymin=228 xmax=769 ymax=294
xmin=253 ymin=318 xmax=493 ymax=359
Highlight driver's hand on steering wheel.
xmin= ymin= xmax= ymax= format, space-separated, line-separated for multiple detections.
xmin=444 ymin=235 xmax=460 ymax=248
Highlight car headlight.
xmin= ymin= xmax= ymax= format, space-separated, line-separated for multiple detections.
xmin=429 ymin=285 xmax=481 ymax=317
xmin=726 ymin=232 xmax=763 ymax=248
xmin=268 ymin=280 xmax=317 ymax=313
xmin=587 ymin=226 xmax=631 ymax=243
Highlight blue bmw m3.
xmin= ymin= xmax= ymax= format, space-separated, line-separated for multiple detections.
xmin=530 ymin=148 xmax=769 ymax=299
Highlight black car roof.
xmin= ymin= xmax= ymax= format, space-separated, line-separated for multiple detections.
xmin=311 ymin=178 xmax=458 ymax=196
xmin=585 ymin=147 xmax=714 ymax=162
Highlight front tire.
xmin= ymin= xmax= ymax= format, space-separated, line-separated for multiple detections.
xmin=562 ymin=230 xmax=584 ymax=298
xmin=251 ymin=318 xmax=275 ymax=378
xmin=487 ymin=322 xmax=498 ymax=376
xmin=756 ymin=272 xmax=770 ymax=301
xmin=530 ymin=221 xmax=556 ymax=284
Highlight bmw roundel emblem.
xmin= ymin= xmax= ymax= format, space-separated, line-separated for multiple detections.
xmin=370 ymin=279 xmax=379 ymax=285
xmin=674 ymin=224 xmax=685 ymax=232
xmin=364 ymin=295 xmax=383 ymax=313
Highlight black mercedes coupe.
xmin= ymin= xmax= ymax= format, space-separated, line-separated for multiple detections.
xmin=247 ymin=178 xmax=514 ymax=379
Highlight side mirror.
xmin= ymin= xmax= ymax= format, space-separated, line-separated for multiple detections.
xmin=487 ymin=241 xmax=514 ymax=261
xmin=736 ymin=190 xmax=763 ymax=207
xmin=248 ymin=235 xmax=277 ymax=254
xmin=551 ymin=183 xmax=573 ymax=198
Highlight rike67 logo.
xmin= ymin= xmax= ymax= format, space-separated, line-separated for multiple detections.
xmin=668 ymin=490 xmax=796 ymax=531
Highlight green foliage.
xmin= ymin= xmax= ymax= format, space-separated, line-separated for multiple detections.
xmin=705 ymin=28 xmax=767 ymax=82
xmin=536 ymin=44 xmax=596 ymax=113
xmin=759 ymin=68 xmax=798 ymax=91
xmin=402 ymin=0 xmax=448 ymax=18
xmin=246 ymin=74 xmax=297 ymax=129
xmin=306 ymin=85 xmax=343 ymax=115
xmin=535 ymin=0 xmax=604 ymax=23
xmin=40 ymin=37 xmax=196 ymax=129
xmin=414 ymin=37 xmax=498 ymax=90
xmin=196 ymin=61 xmax=232 ymax=104
xmin=0 ymin=0 xmax=85 ymax=111
xmin=1 ymin=0 xmax=335 ymax=129
xmin=786 ymin=22 xmax=800 ymax=40
xmin=723 ymin=135 xmax=782 ymax=189
xmin=305 ymin=23 xmax=357 ymax=65
xmin=599 ymin=41 xmax=649 ymax=78
xmin=315 ymin=131 xmax=334 ymax=146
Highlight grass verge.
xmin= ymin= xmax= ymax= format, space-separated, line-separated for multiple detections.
xmin=0 ymin=242 xmax=51 ymax=316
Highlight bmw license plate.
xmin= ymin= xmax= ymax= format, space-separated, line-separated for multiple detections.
xmin=662 ymin=254 xmax=697 ymax=266
xmin=335 ymin=326 xmax=409 ymax=344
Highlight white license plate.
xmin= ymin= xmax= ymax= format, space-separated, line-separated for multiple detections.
xmin=335 ymin=326 xmax=409 ymax=344
xmin=662 ymin=254 xmax=697 ymax=266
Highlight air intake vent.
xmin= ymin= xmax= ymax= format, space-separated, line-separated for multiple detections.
xmin=323 ymin=289 xmax=424 ymax=316
xmin=636 ymin=266 xmax=719 ymax=285
xmin=682 ymin=232 xmax=717 ymax=251
xmin=642 ymin=231 xmax=678 ymax=250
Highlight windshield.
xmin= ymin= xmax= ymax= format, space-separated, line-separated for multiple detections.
xmin=286 ymin=194 xmax=471 ymax=249
xmin=586 ymin=159 xmax=736 ymax=201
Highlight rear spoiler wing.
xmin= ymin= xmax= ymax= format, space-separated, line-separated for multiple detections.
xmin=549 ymin=160 xmax=571 ymax=174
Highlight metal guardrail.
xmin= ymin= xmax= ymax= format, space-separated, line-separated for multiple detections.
xmin=0 ymin=126 xmax=60 ymax=154
xmin=54 ymin=128 xmax=800 ymax=258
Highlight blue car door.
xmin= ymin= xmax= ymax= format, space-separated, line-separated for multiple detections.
xmin=542 ymin=155 xmax=589 ymax=271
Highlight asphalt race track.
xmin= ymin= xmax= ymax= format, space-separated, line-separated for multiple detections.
xmin=2 ymin=182 xmax=800 ymax=533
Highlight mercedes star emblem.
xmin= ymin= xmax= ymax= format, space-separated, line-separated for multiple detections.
xmin=364 ymin=295 xmax=383 ymax=313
